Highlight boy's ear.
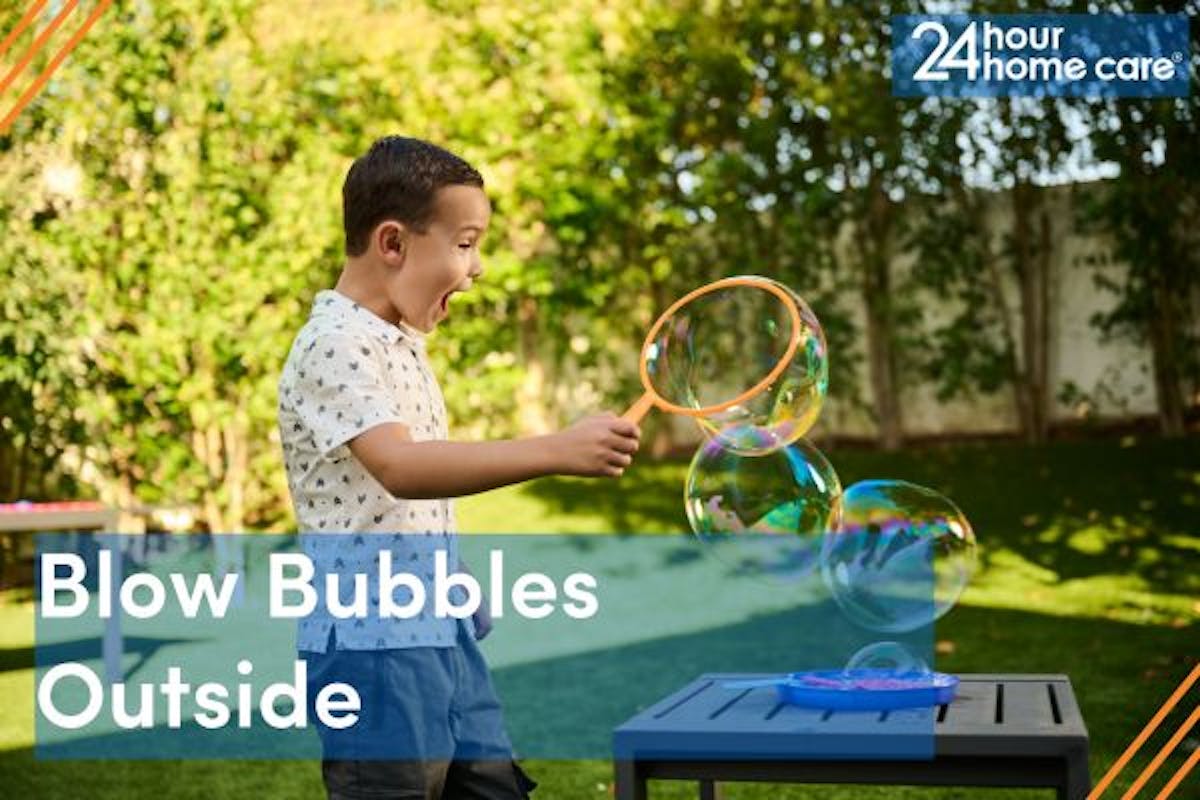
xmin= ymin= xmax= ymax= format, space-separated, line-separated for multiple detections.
xmin=375 ymin=221 xmax=407 ymax=265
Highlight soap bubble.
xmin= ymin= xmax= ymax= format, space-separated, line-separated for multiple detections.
xmin=643 ymin=276 xmax=828 ymax=455
xmin=820 ymin=480 xmax=976 ymax=633
xmin=685 ymin=436 xmax=842 ymax=579
xmin=843 ymin=641 xmax=930 ymax=677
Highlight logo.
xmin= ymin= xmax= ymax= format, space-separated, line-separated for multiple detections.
xmin=892 ymin=14 xmax=1190 ymax=98
xmin=1 ymin=0 xmax=115 ymax=134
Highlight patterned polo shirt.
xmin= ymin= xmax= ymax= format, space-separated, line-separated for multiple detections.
xmin=278 ymin=289 xmax=466 ymax=652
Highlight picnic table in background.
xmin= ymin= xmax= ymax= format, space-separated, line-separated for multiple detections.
xmin=0 ymin=501 xmax=129 ymax=683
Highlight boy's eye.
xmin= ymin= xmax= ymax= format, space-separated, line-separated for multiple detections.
xmin=459 ymin=242 xmax=474 ymax=250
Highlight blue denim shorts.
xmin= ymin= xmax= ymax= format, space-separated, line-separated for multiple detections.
xmin=301 ymin=622 xmax=535 ymax=798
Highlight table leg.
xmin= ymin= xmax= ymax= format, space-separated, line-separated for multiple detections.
xmin=102 ymin=536 xmax=122 ymax=684
xmin=699 ymin=779 xmax=722 ymax=800
xmin=1060 ymin=748 xmax=1092 ymax=800
xmin=615 ymin=761 xmax=646 ymax=800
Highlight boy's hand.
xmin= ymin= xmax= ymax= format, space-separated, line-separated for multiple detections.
xmin=553 ymin=413 xmax=640 ymax=477
xmin=472 ymin=600 xmax=494 ymax=641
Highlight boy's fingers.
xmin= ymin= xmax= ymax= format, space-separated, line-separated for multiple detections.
xmin=610 ymin=437 xmax=638 ymax=455
xmin=608 ymin=452 xmax=633 ymax=468
xmin=609 ymin=418 xmax=640 ymax=439
xmin=602 ymin=450 xmax=632 ymax=468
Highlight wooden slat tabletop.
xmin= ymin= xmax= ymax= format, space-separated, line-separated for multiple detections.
xmin=615 ymin=673 xmax=1088 ymax=761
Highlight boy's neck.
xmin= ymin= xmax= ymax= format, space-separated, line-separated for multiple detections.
xmin=333 ymin=262 xmax=401 ymax=326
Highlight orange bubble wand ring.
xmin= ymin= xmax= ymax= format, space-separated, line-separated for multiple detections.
xmin=622 ymin=276 xmax=803 ymax=423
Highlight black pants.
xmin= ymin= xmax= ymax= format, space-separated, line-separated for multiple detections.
xmin=322 ymin=758 xmax=536 ymax=800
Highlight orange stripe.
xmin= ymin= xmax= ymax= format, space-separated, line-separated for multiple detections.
xmin=1152 ymin=744 xmax=1199 ymax=800
xmin=0 ymin=0 xmax=50 ymax=61
xmin=1121 ymin=704 xmax=1200 ymax=799
xmin=1088 ymin=664 xmax=1200 ymax=799
xmin=0 ymin=0 xmax=79 ymax=97
xmin=0 ymin=0 xmax=112 ymax=135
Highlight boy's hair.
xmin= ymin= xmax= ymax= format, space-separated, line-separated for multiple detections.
xmin=342 ymin=136 xmax=484 ymax=256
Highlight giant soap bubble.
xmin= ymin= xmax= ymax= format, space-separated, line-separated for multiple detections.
xmin=642 ymin=276 xmax=828 ymax=455
xmin=820 ymin=480 xmax=977 ymax=633
xmin=685 ymin=436 xmax=842 ymax=580
xmin=843 ymin=640 xmax=930 ymax=677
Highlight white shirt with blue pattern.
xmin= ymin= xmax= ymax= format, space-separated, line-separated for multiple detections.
xmin=278 ymin=289 xmax=470 ymax=652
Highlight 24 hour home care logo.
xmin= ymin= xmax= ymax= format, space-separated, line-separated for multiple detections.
xmin=892 ymin=14 xmax=1190 ymax=97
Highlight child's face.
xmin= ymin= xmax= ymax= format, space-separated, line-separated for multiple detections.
xmin=386 ymin=184 xmax=491 ymax=333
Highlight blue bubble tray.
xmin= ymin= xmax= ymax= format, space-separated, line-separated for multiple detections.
xmin=725 ymin=669 xmax=959 ymax=711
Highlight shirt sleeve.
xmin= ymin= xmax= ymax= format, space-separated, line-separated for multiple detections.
xmin=290 ymin=332 xmax=407 ymax=458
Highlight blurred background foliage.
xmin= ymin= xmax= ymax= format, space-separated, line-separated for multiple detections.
xmin=0 ymin=0 xmax=1197 ymax=531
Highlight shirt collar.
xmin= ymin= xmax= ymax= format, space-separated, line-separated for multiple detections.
xmin=312 ymin=289 xmax=426 ymax=349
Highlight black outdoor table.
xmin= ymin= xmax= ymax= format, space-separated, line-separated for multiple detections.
xmin=613 ymin=673 xmax=1090 ymax=799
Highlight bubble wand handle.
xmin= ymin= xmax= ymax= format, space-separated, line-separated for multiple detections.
xmin=622 ymin=392 xmax=655 ymax=423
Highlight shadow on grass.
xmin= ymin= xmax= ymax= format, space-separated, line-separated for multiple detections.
xmin=520 ymin=436 xmax=1200 ymax=597
xmin=847 ymin=437 xmax=1200 ymax=594
xmin=1 ymin=635 xmax=199 ymax=680
xmin=520 ymin=462 xmax=691 ymax=534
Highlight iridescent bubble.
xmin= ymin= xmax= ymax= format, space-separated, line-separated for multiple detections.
xmin=642 ymin=276 xmax=828 ymax=455
xmin=685 ymin=436 xmax=842 ymax=579
xmin=843 ymin=641 xmax=930 ymax=677
xmin=820 ymin=480 xmax=977 ymax=633
xmin=698 ymin=277 xmax=829 ymax=455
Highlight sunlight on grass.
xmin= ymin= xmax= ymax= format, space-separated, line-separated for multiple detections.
xmin=458 ymin=462 xmax=689 ymax=534
xmin=963 ymin=549 xmax=1197 ymax=627
xmin=0 ymin=600 xmax=33 ymax=753
xmin=1163 ymin=534 xmax=1200 ymax=552
xmin=458 ymin=482 xmax=618 ymax=533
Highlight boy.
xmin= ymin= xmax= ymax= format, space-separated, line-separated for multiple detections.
xmin=277 ymin=136 xmax=640 ymax=799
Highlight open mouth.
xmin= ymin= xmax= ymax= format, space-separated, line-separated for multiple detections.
xmin=439 ymin=285 xmax=472 ymax=318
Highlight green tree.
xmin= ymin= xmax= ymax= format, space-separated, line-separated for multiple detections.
xmin=2 ymin=0 xmax=374 ymax=526
xmin=1 ymin=0 xmax=650 ymax=525
xmin=1079 ymin=0 xmax=1200 ymax=436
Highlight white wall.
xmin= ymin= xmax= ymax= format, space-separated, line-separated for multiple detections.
xmin=817 ymin=181 xmax=1161 ymax=440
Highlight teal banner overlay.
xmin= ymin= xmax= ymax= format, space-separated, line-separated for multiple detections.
xmin=36 ymin=533 xmax=937 ymax=760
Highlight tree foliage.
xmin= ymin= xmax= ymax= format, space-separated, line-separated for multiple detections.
xmin=0 ymin=0 xmax=1195 ymax=528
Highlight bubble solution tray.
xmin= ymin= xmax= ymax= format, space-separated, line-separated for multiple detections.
xmin=725 ymin=669 xmax=960 ymax=711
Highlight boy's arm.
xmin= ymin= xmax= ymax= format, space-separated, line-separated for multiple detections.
xmin=349 ymin=413 xmax=639 ymax=499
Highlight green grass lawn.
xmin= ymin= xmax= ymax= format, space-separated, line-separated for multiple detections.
xmin=2 ymin=435 xmax=1197 ymax=798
